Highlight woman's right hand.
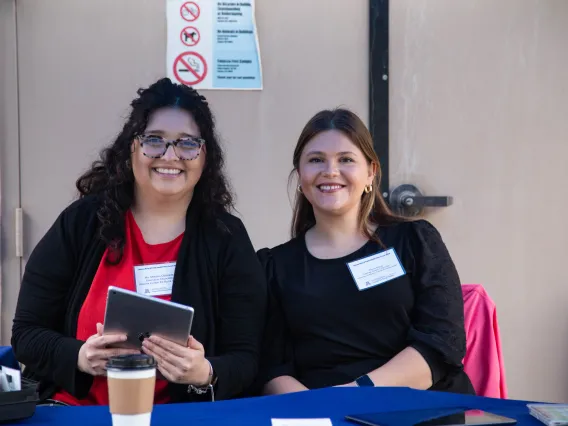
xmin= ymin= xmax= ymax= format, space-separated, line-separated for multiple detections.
xmin=77 ymin=323 xmax=139 ymax=376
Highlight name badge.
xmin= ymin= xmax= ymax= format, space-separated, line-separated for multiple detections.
xmin=346 ymin=248 xmax=406 ymax=291
xmin=134 ymin=262 xmax=176 ymax=296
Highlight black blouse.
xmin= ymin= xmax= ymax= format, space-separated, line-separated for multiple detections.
xmin=258 ymin=219 xmax=474 ymax=395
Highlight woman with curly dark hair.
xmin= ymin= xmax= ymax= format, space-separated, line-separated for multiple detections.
xmin=11 ymin=78 xmax=267 ymax=405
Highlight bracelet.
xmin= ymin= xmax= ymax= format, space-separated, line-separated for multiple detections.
xmin=204 ymin=359 xmax=214 ymax=386
xmin=187 ymin=383 xmax=215 ymax=402
xmin=187 ymin=359 xmax=217 ymax=401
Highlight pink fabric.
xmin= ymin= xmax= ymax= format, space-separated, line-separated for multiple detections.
xmin=462 ymin=284 xmax=507 ymax=399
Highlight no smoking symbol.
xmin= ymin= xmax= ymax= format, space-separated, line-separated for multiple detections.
xmin=173 ymin=52 xmax=207 ymax=86
xmin=180 ymin=26 xmax=200 ymax=46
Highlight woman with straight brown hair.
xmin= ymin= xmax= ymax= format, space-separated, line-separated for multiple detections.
xmin=257 ymin=108 xmax=474 ymax=395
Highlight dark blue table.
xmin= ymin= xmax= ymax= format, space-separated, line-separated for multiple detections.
xmin=0 ymin=347 xmax=19 ymax=371
xmin=12 ymin=387 xmax=544 ymax=426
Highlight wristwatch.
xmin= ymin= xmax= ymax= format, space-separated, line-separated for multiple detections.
xmin=187 ymin=359 xmax=218 ymax=401
xmin=355 ymin=374 xmax=374 ymax=387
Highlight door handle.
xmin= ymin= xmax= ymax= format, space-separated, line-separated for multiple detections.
xmin=388 ymin=184 xmax=453 ymax=217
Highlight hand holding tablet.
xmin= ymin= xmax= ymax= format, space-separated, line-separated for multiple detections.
xmin=77 ymin=323 xmax=139 ymax=376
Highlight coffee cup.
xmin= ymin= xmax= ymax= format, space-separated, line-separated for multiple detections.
xmin=107 ymin=354 xmax=156 ymax=426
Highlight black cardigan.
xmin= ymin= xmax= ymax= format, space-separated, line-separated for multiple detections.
xmin=11 ymin=195 xmax=267 ymax=402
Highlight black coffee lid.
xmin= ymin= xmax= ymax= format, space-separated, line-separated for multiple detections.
xmin=106 ymin=354 xmax=156 ymax=370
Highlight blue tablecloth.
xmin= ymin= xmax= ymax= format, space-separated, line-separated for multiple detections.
xmin=0 ymin=347 xmax=19 ymax=371
xmin=13 ymin=387 xmax=544 ymax=426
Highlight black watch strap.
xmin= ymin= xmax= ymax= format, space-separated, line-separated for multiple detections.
xmin=355 ymin=374 xmax=374 ymax=387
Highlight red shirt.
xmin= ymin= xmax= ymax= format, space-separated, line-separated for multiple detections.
xmin=53 ymin=210 xmax=184 ymax=406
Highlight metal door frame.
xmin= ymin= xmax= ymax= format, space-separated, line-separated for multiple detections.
xmin=0 ymin=0 xmax=23 ymax=344
xmin=369 ymin=0 xmax=390 ymax=198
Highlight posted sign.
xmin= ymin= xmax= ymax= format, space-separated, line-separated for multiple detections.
xmin=167 ymin=0 xmax=263 ymax=90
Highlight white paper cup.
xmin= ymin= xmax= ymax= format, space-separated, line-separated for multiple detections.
xmin=107 ymin=354 xmax=157 ymax=426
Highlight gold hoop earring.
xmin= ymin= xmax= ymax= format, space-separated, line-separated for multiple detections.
xmin=297 ymin=185 xmax=303 ymax=194
xmin=364 ymin=184 xmax=372 ymax=194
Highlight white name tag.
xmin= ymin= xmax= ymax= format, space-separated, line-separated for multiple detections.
xmin=346 ymin=248 xmax=406 ymax=291
xmin=271 ymin=420 xmax=332 ymax=426
xmin=134 ymin=262 xmax=176 ymax=296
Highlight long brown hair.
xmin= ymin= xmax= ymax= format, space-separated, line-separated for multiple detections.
xmin=290 ymin=108 xmax=406 ymax=240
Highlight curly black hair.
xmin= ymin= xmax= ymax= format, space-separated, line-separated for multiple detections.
xmin=76 ymin=78 xmax=234 ymax=263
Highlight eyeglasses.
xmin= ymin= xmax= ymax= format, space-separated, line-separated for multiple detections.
xmin=138 ymin=134 xmax=205 ymax=161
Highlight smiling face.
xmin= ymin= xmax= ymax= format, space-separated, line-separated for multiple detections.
xmin=131 ymin=107 xmax=206 ymax=200
xmin=298 ymin=129 xmax=376 ymax=217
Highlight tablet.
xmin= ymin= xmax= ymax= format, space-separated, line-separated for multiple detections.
xmin=345 ymin=408 xmax=517 ymax=426
xmin=102 ymin=286 xmax=194 ymax=350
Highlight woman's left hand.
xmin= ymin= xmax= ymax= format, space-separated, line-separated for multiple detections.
xmin=141 ymin=335 xmax=210 ymax=386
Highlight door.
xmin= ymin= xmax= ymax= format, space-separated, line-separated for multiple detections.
xmin=388 ymin=1 xmax=568 ymax=402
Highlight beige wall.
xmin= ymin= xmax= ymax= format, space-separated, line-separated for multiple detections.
xmin=1 ymin=0 xmax=568 ymax=403
xmin=207 ymin=1 xmax=370 ymax=250
xmin=0 ymin=0 xmax=369 ymax=350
